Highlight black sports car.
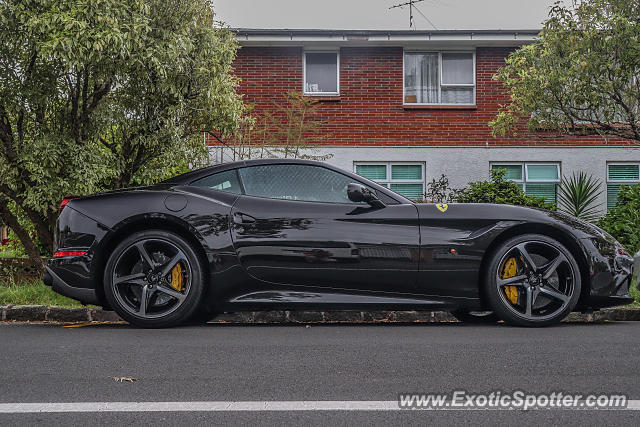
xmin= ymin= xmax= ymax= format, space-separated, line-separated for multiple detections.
xmin=44 ymin=159 xmax=634 ymax=327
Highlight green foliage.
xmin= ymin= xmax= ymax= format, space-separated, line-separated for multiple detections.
xmin=0 ymin=278 xmax=88 ymax=307
xmin=0 ymin=0 xmax=243 ymax=261
xmin=598 ymin=184 xmax=640 ymax=254
xmin=425 ymin=174 xmax=453 ymax=203
xmin=491 ymin=0 xmax=640 ymax=142
xmin=557 ymin=172 xmax=603 ymax=222
xmin=451 ymin=169 xmax=556 ymax=210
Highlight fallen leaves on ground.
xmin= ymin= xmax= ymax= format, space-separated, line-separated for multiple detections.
xmin=112 ymin=376 xmax=139 ymax=383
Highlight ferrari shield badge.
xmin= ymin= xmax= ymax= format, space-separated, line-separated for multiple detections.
xmin=436 ymin=203 xmax=448 ymax=213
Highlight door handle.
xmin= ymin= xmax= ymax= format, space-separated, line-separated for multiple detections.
xmin=233 ymin=212 xmax=256 ymax=224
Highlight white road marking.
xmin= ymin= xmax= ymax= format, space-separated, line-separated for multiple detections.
xmin=0 ymin=400 xmax=638 ymax=413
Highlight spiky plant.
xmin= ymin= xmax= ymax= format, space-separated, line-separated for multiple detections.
xmin=557 ymin=172 xmax=603 ymax=222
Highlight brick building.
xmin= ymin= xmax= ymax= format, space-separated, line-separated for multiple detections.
xmin=209 ymin=28 xmax=640 ymax=212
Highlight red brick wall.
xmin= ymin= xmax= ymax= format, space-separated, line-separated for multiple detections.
xmin=213 ymin=46 xmax=629 ymax=147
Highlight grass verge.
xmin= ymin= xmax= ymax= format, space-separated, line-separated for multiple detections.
xmin=629 ymin=282 xmax=640 ymax=308
xmin=0 ymin=278 xmax=87 ymax=307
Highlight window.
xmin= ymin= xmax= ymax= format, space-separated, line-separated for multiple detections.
xmin=355 ymin=163 xmax=424 ymax=201
xmin=191 ymin=169 xmax=242 ymax=194
xmin=303 ymin=52 xmax=339 ymax=95
xmin=491 ymin=163 xmax=560 ymax=202
xmin=404 ymin=52 xmax=475 ymax=105
xmin=238 ymin=164 xmax=365 ymax=204
xmin=607 ymin=163 xmax=640 ymax=210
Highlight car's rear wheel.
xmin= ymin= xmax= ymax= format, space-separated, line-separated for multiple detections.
xmin=103 ymin=230 xmax=205 ymax=328
xmin=485 ymin=234 xmax=581 ymax=327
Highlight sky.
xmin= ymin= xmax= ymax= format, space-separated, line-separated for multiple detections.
xmin=212 ymin=0 xmax=561 ymax=31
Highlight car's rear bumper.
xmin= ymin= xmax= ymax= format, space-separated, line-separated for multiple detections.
xmin=43 ymin=265 xmax=100 ymax=305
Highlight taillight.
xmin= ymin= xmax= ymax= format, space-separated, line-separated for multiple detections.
xmin=59 ymin=197 xmax=74 ymax=212
xmin=53 ymin=251 xmax=87 ymax=258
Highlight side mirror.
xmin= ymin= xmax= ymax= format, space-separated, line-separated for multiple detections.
xmin=347 ymin=183 xmax=385 ymax=208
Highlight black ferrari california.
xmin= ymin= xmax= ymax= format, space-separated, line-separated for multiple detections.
xmin=44 ymin=159 xmax=634 ymax=327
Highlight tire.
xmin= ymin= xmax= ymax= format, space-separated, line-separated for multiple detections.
xmin=188 ymin=306 xmax=217 ymax=324
xmin=450 ymin=309 xmax=499 ymax=324
xmin=484 ymin=234 xmax=581 ymax=327
xmin=103 ymin=230 xmax=206 ymax=328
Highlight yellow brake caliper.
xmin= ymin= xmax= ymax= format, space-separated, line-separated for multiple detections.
xmin=170 ymin=263 xmax=183 ymax=292
xmin=501 ymin=257 xmax=519 ymax=305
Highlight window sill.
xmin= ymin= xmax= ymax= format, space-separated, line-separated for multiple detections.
xmin=304 ymin=95 xmax=341 ymax=102
xmin=403 ymin=104 xmax=477 ymax=110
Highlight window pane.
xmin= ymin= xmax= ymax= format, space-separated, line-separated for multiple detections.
xmin=390 ymin=183 xmax=424 ymax=201
xmin=391 ymin=165 xmax=422 ymax=180
xmin=239 ymin=164 xmax=366 ymax=204
xmin=526 ymin=183 xmax=557 ymax=202
xmin=608 ymin=164 xmax=639 ymax=180
xmin=441 ymin=87 xmax=474 ymax=104
xmin=441 ymin=53 xmax=474 ymax=85
xmin=305 ymin=52 xmax=338 ymax=93
xmin=607 ymin=183 xmax=624 ymax=210
xmin=356 ymin=164 xmax=387 ymax=180
xmin=404 ymin=53 xmax=438 ymax=104
xmin=527 ymin=164 xmax=559 ymax=181
xmin=492 ymin=165 xmax=523 ymax=181
xmin=190 ymin=169 xmax=242 ymax=194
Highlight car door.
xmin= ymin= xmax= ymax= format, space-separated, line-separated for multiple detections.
xmin=229 ymin=163 xmax=421 ymax=294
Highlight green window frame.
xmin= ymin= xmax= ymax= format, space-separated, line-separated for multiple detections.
xmin=491 ymin=162 xmax=560 ymax=203
xmin=606 ymin=163 xmax=640 ymax=210
xmin=354 ymin=162 xmax=424 ymax=201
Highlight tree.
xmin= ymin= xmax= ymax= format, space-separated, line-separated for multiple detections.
xmin=212 ymin=91 xmax=332 ymax=162
xmin=490 ymin=0 xmax=640 ymax=143
xmin=0 ymin=0 xmax=243 ymax=271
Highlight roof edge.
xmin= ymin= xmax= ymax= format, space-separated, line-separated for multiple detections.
xmin=232 ymin=28 xmax=541 ymax=36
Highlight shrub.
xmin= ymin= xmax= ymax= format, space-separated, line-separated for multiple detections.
xmin=598 ymin=184 xmax=640 ymax=254
xmin=450 ymin=169 xmax=556 ymax=210
xmin=425 ymin=174 xmax=453 ymax=203
xmin=557 ymin=172 xmax=603 ymax=223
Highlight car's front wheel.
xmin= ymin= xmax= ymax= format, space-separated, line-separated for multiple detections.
xmin=103 ymin=230 xmax=205 ymax=328
xmin=485 ymin=234 xmax=581 ymax=327
xmin=450 ymin=309 xmax=499 ymax=324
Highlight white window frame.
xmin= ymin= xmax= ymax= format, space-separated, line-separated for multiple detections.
xmin=491 ymin=162 xmax=561 ymax=193
xmin=402 ymin=50 xmax=476 ymax=106
xmin=607 ymin=162 xmax=640 ymax=184
xmin=606 ymin=162 xmax=640 ymax=210
xmin=303 ymin=50 xmax=340 ymax=96
xmin=353 ymin=162 xmax=425 ymax=198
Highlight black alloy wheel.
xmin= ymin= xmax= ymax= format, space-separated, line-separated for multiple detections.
xmin=485 ymin=234 xmax=581 ymax=327
xmin=103 ymin=230 xmax=205 ymax=328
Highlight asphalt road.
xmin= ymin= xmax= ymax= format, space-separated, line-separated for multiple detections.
xmin=1 ymin=321 xmax=640 ymax=425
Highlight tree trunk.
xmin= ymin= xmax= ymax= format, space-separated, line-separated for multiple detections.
xmin=0 ymin=198 xmax=44 ymax=274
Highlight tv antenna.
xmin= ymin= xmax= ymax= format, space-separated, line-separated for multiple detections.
xmin=389 ymin=0 xmax=437 ymax=30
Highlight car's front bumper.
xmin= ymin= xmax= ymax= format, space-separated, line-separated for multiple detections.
xmin=578 ymin=238 xmax=634 ymax=309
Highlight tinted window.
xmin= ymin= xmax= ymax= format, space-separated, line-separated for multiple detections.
xmin=239 ymin=164 xmax=366 ymax=204
xmin=191 ymin=169 xmax=242 ymax=194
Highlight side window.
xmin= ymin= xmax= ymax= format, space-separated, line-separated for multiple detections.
xmin=238 ymin=164 xmax=368 ymax=204
xmin=190 ymin=169 xmax=242 ymax=194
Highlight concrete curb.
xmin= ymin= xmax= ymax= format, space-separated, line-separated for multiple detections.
xmin=1 ymin=305 xmax=640 ymax=324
